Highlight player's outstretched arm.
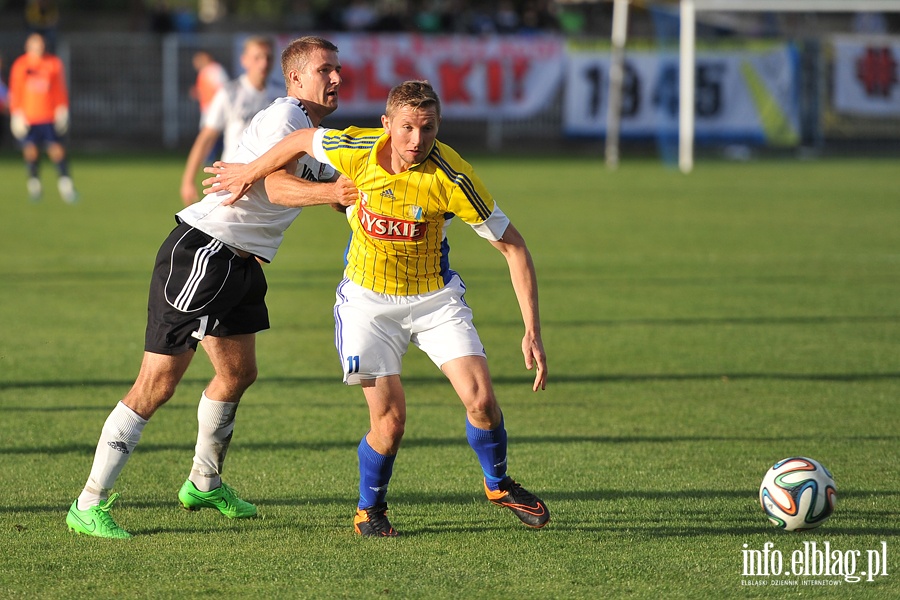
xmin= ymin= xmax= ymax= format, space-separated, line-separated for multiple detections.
xmin=489 ymin=223 xmax=547 ymax=391
xmin=181 ymin=127 xmax=221 ymax=205
xmin=264 ymin=170 xmax=358 ymax=209
xmin=202 ymin=128 xmax=319 ymax=204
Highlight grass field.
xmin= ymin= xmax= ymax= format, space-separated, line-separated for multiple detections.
xmin=1 ymin=151 xmax=898 ymax=599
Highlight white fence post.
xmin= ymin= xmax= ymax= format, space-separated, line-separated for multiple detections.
xmin=162 ymin=34 xmax=180 ymax=149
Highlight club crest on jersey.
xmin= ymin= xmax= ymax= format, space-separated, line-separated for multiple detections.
xmin=358 ymin=202 xmax=426 ymax=241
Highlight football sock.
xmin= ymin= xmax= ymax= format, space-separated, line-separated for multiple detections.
xmin=466 ymin=416 xmax=508 ymax=492
xmin=77 ymin=401 xmax=147 ymax=510
xmin=26 ymin=160 xmax=39 ymax=179
xmin=54 ymin=157 xmax=70 ymax=178
xmin=189 ymin=392 xmax=238 ymax=492
xmin=357 ymin=436 xmax=395 ymax=509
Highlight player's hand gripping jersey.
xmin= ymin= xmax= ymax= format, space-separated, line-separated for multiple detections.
xmin=312 ymin=127 xmax=510 ymax=296
xmin=179 ymin=97 xmax=334 ymax=262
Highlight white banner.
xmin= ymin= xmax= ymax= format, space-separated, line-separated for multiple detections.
xmin=563 ymin=43 xmax=800 ymax=145
xmin=833 ymin=35 xmax=900 ymax=117
xmin=266 ymin=33 xmax=565 ymax=119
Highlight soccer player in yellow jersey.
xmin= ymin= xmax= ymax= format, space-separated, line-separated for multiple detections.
xmin=206 ymin=80 xmax=549 ymax=536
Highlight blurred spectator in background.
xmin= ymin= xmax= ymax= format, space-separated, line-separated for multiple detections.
xmin=343 ymin=0 xmax=380 ymax=31
xmin=9 ymin=32 xmax=76 ymax=203
xmin=853 ymin=11 xmax=888 ymax=34
xmin=414 ymin=1 xmax=444 ymax=33
xmin=190 ymin=50 xmax=229 ymax=162
xmin=494 ymin=1 xmax=520 ymax=33
xmin=180 ymin=36 xmax=278 ymax=206
xmin=0 ymin=54 xmax=8 ymax=111
xmin=0 ymin=54 xmax=9 ymax=147
xmin=432 ymin=0 xmax=559 ymax=35
xmin=25 ymin=0 xmax=60 ymax=52
xmin=150 ymin=0 xmax=174 ymax=34
xmin=283 ymin=0 xmax=565 ymax=35
xmin=463 ymin=4 xmax=498 ymax=34
xmin=191 ymin=51 xmax=229 ymax=122
xmin=284 ymin=0 xmax=318 ymax=31
xmin=370 ymin=0 xmax=411 ymax=32
xmin=519 ymin=1 xmax=559 ymax=34
xmin=555 ymin=3 xmax=585 ymax=35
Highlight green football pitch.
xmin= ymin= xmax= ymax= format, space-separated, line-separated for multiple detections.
xmin=1 ymin=151 xmax=897 ymax=598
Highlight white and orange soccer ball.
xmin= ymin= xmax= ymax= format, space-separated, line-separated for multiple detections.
xmin=759 ymin=457 xmax=836 ymax=531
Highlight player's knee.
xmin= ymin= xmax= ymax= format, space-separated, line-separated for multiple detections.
xmin=375 ymin=416 xmax=405 ymax=446
xmin=221 ymin=364 xmax=258 ymax=392
xmin=385 ymin=420 xmax=405 ymax=443
xmin=149 ymin=378 xmax=181 ymax=405
xmin=124 ymin=380 xmax=177 ymax=418
xmin=465 ymin=393 xmax=499 ymax=417
xmin=237 ymin=365 xmax=258 ymax=389
xmin=47 ymin=144 xmax=65 ymax=162
xmin=230 ymin=366 xmax=259 ymax=392
xmin=465 ymin=396 xmax=502 ymax=429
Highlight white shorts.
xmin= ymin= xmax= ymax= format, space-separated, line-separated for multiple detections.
xmin=334 ymin=273 xmax=486 ymax=384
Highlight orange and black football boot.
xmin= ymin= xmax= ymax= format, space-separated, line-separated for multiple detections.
xmin=353 ymin=503 xmax=400 ymax=537
xmin=484 ymin=477 xmax=550 ymax=528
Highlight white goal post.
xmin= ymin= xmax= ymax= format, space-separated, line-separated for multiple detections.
xmin=605 ymin=0 xmax=900 ymax=173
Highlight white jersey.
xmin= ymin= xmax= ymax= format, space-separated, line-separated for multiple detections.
xmin=178 ymin=97 xmax=335 ymax=262
xmin=202 ymin=74 xmax=281 ymax=161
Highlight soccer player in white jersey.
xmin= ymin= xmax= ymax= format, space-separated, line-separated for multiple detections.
xmin=205 ymin=80 xmax=550 ymax=536
xmin=179 ymin=36 xmax=281 ymax=206
xmin=65 ymin=37 xmax=354 ymax=539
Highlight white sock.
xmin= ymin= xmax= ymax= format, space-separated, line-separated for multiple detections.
xmin=77 ymin=402 xmax=147 ymax=510
xmin=189 ymin=392 xmax=238 ymax=492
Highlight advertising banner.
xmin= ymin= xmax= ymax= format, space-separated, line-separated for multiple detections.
xmin=270 ymin=33 xmax=566 ymax=119
xmin=563 ymin=43 xmax=800 ymax=145
xmin=832 ymin=35 xmax=900 ymax=117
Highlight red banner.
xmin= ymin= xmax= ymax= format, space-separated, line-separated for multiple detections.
xmin=268 ymin=33 xmax=565 ymax=118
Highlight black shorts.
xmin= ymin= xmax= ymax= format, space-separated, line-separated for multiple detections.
xmin=145 ymin=223 xmax=269 ymax=355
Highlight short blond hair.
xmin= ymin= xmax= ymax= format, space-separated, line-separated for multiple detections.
xmin=242 ymin=36 xmax=274 ymax=56
xmin=281 ymin=36 xmax=338 ymax=80
xmin=386 ymin=80 xmax=441 ymax=119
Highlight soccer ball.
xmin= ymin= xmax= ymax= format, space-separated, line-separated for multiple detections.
xmin=759 ymin=457 xmax=836 ymax=531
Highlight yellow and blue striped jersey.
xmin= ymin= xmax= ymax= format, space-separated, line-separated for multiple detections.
xmin=315 ymin=126 xmax=503 ymax=296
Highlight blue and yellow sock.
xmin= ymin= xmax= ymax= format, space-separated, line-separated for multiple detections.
xmin=357 ymin=436 xmax=395 ymax=509
xmin=466 ymin=417 xmax=508 ymax=491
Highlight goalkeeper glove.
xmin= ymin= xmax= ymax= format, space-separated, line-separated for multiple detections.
xmin=11 ymin=113 xmax=29 ymax=141
xmin=54 ymin=106 xmax=70 ymax=135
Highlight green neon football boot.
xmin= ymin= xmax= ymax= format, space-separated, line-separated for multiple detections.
xmin=178 ymin=479 xmax=257 ymax=518
xmin=66 ymin=493 xmax=132 ymax=539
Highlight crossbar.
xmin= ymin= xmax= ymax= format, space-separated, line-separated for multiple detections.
xmin=693 ymin=1 xmax=900 ymax=12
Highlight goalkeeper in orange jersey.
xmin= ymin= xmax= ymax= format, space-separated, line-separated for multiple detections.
xmin=9 ymin=32 xmax=76 ymax=203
